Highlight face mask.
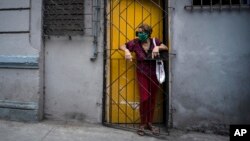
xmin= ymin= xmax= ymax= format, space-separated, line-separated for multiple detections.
xmin=138 ymin=32 xmax=149 ymax=42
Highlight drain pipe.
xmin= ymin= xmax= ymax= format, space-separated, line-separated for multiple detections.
xmin=90 ymin=0 xmax=101 ymax=61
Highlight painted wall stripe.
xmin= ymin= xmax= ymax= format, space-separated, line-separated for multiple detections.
xmin=0 ymin=56 xmax=38 ymax=69
xmin=0 ymin=100 xmax=38 ymax=110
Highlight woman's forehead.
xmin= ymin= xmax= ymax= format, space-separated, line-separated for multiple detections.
xmin=138 ymin=28 xmax=143 ymax=31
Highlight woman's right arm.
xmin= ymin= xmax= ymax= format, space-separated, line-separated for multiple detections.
xmin=120 ymin=44 xmax=133 ymax=62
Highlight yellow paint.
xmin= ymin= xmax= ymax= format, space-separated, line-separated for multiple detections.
xmin=107 ymin=0 xmax=164 ymax=123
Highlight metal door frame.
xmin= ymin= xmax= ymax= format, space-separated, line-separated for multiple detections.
xmin=102 ymin=0 xmax=170 ymax=136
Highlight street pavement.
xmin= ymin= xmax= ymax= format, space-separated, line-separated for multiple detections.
xmin=0 ymin=119 xmax=229 ymax=141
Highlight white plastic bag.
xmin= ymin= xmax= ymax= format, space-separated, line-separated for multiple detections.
xmin=153 ymin=38 xmax=165 ymax=84
xmin=156 ymin=60 xmax=165 ymax=84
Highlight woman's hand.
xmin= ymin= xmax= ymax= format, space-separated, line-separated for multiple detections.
xmin=125 ymin=49 xmax=133 ymax=61
xmin=152 ymin=46 xmax=160 ymax=59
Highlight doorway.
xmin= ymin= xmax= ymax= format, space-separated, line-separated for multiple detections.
xmin=104 ymin=0 xmax=169 ymax=134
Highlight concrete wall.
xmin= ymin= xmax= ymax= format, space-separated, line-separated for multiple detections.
xmin=169 ymin=0 xmax=250 ymax=133
xmin=0 ymin=0 xmax=43 ymax=121
xmin=44 ymin=0 xmax=104 ymax=123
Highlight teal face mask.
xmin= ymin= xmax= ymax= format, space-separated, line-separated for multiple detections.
xmin=138 ymin=32 xmax=149 ymax=42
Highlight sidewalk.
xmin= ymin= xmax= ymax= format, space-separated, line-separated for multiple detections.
xmin=0 ymin=119 xmax=229 ymax=141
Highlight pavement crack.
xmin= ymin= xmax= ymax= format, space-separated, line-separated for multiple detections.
xmin=40 ymin=127 xmax=56 ymax=141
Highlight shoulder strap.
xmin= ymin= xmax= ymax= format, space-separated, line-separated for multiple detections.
xmin=153 ymin=38 xmax=156 ymax=47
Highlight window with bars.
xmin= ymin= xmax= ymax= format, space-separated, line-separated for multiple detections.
xmin=185 ymin=0 xmax=250 ymax=10
xmin=43 ymin=0 xmax=84 ymax=36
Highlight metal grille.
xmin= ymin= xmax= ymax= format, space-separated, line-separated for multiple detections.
xmin=104 ymin=50 xmax=169 ymax=135
xmin=104 ymin=0 xmax=169 ymax=137
xmin=185 ymin=0 xmax=250 ymax=10
xmin=43 ymin=0 xmax=84 ymax=36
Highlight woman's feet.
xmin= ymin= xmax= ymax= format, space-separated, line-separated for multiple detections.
xmin=137 ymin=125 xmax=146 ymax=136
xmin=146 ymin=123 xmax=160 ymax=136
xmin=137 ymin=123 xmax=160 ymax=136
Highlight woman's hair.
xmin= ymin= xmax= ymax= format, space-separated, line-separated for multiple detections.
xmin=138 ymin=23 xmax=152 ymax=36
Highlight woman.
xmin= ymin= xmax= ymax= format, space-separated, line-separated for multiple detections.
xmin=119 ymin=24 xmax=168 ymax=136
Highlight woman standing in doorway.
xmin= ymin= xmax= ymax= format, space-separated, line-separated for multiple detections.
xmin=119 ymin=24 xmax=168 ymax=136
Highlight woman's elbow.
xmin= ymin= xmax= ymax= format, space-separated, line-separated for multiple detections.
xmin=119 ymin=44 xmax=126 ymax=50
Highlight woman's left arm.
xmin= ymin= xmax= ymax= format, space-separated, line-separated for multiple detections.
xmin=152 ymin=43 xmax=168 ymax=58
xmin=158 ymin=43 xmax=168 ymax=51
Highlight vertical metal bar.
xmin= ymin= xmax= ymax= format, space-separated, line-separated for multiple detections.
xmin=157 ymin=1 xmax=160 ymax=38
xmin=118 ymin=1 xmax=121 ymax=51
xmin=125 ymin=61 xmax=128 ymax=126
xmin=149 ymin=1 xmax=151 ymax=27
xmin=125 ymin=0 xmax=128 ymax=127
xmin=164 ymin=0 xmax=169 ymax=132
xmin=220 ymin=0 xmax=222 ymax=11
xmin=141 ymin=0 xmax=143 ymax=25
xmin=200 ymin=0 xmax=203 ymax=9
xmin=240 ymin=0 xmax=242 ymax=10
xmin=210 ymin=0 xmax=212 ymax=12
xmin=133 ymin=0 xmax=136 ymax=123
xmin=191 ymin=0 xmax=194 ymax=11
xmin=133 ymin=63 xmax=136 ymax=126
xmin=230 ymin=0 xmax=232 ymax=9
xmin=110 ymin=0 xmax=113 ymax=123
xmin=134 ymin=0 xmax=136 ymax=29
xmin=133 ymin=0 xmax=136 ymax=127
xmin=102 ymin=0 xmax=107 ymax=124
xmin=149 ymin=62 xmax=152 ymax=126
xmin=157 ymin=0 xmax=161 ymax=126
xmin=118 ymin=60 xmax=120 ymax=124
xmin=118 ymin=1 xmax=121 ymax=124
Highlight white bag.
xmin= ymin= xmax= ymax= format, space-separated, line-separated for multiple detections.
xmin=153 ymin=38 xmax=165 ymax=84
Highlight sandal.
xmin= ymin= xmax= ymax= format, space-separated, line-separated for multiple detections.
xmin=146 ymin=123 xmax=160 ymax=136
xmin=137 ymin=125 xmax=145 ymax=136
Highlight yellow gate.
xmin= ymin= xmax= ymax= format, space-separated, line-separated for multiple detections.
xmin=104 ymin=0 xmax=168 ymax=132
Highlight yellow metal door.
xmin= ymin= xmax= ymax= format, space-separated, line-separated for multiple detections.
xmin=105 ymin=0 xmax=166 ymax=124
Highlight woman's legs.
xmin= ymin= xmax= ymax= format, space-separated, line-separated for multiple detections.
xmin=136 ymin=71 xmax=149 ymax=136
xmin=147 ymin=74 xmax=160 ymax=135
xmin=137 ymin=71 xmax=160 ymax=135
xmin=148 ymin=74 xmax=159 ymax=123
xmin=137 ymin=71 xmax=159 ymax=125
xmin=137 ymin=71 xmax=150 ymax=125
